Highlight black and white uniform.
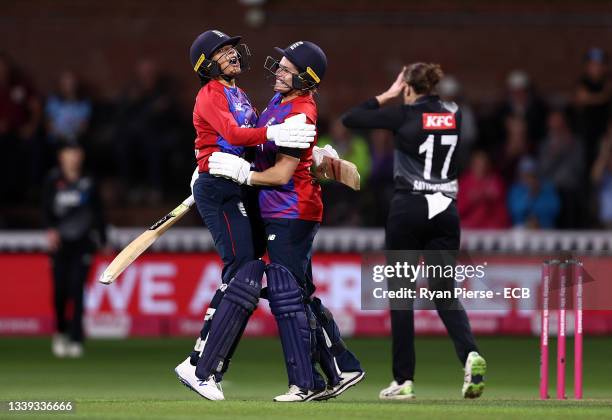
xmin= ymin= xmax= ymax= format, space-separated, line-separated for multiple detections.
xmin=42 ymin=168 xmax=107 ymax=343
xmin=342 ymin=95 xmax=479 ymax=383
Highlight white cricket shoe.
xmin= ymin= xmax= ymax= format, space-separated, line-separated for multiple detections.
xmin=66 ymin=342 xmax=83 ymax=358
xmin=273 ymin=385 xmax=326 ymax=402
xmin=379 ymin=380 xmax=415 ymax=400
xmin=462 ymin=351 xmax=486 ymax=399
xmin=52 ymin=334 xmax=68 ymax=358
xmin=314 ymin=370 xmax=366 ymax=401
xmin=174 ymin=357 xmax=224 ymax=400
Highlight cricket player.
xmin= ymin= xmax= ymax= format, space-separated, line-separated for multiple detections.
xmin=341 ymin=64 xmax=487 ymax=399
xmin=43 ymin=141 xmax=107 ymax=358
xmin=173 ymin=30 xmax=317 ymax=400
xmin=208 ymin=41 xmax=364 ymax=402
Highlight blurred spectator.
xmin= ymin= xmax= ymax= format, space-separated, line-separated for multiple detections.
xmin=458 ymin=150 xmax=509 ymax=229
xmin=591 ymin=123 xmax=612 ymax=228
xmin=43 ymin=142 xmax=107 ymax=358
xmin=318 ymin=118 xmax=371 ymax=183
xmin=318 ymin=118 xmax=371 ymax=226
xmin=45 ymin=71 xmax=91 ymax=145
xmin=113 ymin=58 xmax=181 ymax=204
xmin=538 ymin=109 xmax=586 ymax=228
xmin=438 ymin=75 xmax=478 ymax=173
xmin=499 ymin=116 xmax=530 ymax=183
xmin=0 ymin=53 xmax=42 ymax=202
xmin=574 ymin=47 xmax=611 ymax=168
xmin=496 ymin=70 xmax=548 ymax=147
xmin=508 ymin=157 xmax=560 ymax=229
xmin=366 ymin=129 xmax=394 ymax=225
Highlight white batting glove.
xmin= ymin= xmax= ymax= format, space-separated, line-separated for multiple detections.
xmin=190 ymin=166 xmax=199 ymax=194
xmin=208 ymin=152 xmax=253 ymax=185
xmin=266 ymin=113 xmax=316 ymax=149
xmin=312 ymin=144 xmax=339 ymax=167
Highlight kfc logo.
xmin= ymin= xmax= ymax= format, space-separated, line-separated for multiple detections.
xmin=423 ymin=113 xmax=456 ymax=130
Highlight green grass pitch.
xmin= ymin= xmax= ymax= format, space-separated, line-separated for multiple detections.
xmin=1 ymin=337 xmax=611 ymax=419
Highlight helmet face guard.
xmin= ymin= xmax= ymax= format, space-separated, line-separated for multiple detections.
xmin=264 ymin=55 xmax=318 ymax=92
xmin=195 ymin=43 xmax=251 ymax=80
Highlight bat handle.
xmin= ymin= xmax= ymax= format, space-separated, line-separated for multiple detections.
xmin=183 ymin=195 xmax=195 ymax=207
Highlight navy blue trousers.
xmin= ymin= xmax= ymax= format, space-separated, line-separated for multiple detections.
xmin=190 ymin=173 xmax=258 ymax=377
xmin=194 ymin=173 xmax=255 ymax=283
xmin=264 ymin=218 xmax=362 ymax=375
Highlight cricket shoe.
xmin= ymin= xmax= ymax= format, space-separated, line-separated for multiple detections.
xmin=379 ymin=380 xmax=415 ymax=400
xmin=462 ymin=351 xmax=486 ymax=399
xmin=273 ymin=385 xmax=326 ymax=402
xmin=52 ymin=334 xmax=68 ymax=358
xmin=174 ymin=357 xmax=224 ymax=401
xmin=66 ymin=342 xmax=83 ymax=358
xmin=313 ymin=370 xmax=366 ymax=401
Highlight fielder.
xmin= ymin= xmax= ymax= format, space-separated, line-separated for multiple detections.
xmin=342 ymin=64 xmax=487 ymax=399
xmin=209 ymin=41 xmax=364 ymax=402
xmin=173 ymin=29 xmax=316 ymax=400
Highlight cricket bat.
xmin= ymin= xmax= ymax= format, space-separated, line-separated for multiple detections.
xmin=99 ymin=195 xmax=196 ymax=284
xmin=314 ymin=155 xmax=361 ymax=191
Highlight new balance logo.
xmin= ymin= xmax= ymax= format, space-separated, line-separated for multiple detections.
xmin=237 ymin=202 xmax=247 ymax=217
xmin=288 ymin=41 xmax=304 ymax=50
xmin=212 ymin=30 xmax=227 ymax=38
xmin=422 ymin=113 xmax=456 ymax=130
xmin=268 ymin=234 xmax=276 ymax=241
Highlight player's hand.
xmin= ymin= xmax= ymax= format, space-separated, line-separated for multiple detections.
xmin=377 ymin=66 xmax=407 ymax=104
xmin=208 ymin=152 xmax=253 ymax=185
xmin=312 ymin=144 xmax=339 ymax=167
xmin=266 ymin=113 xmax=316 ymax=148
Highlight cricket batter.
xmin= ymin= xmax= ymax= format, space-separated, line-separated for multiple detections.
xmin=342 ymin=64 xmax=487 ymax=399
xmin=209 ymin=41 xmax=364 ymax=402
xmin=173 ymin=29 xmax=316 ymax=400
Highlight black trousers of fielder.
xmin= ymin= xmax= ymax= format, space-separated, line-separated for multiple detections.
xmin=51 ymin=241 xmax=92 ymax=343
xmin=385 ymin=191 xmax=479 ymax=383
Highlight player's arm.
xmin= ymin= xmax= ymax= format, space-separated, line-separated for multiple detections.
xmin=41 ymin=175 xmax=60 ymax=252
xmin=342 ymin=67 xmax=406 ymax=130
xmin=201 ymin=92 xmax=315 ymax=148
xmin=207 ymin=151 xmax=299 ymax=187
xmin=249 ymin=153 xmax=300 ymax=186
xmin=341 ymin=99 xmax=404 ymax=130
xmin=200 ymin=91 xmax=267 ymax=146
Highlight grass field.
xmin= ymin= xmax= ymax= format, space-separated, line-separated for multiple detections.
xmin=1 ymin=337 xmax=611 ymax=419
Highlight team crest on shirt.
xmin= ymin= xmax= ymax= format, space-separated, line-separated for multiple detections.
xmin=422 ymin=113 xmax=456 ymax=130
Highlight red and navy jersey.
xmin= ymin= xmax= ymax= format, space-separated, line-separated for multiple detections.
xmin=193 ymin=80 xmax=267 ymax=172
xmin=254 ymin=92 xmax=323 ymax=222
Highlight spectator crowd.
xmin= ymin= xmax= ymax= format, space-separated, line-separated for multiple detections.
xmin=1 ymin=48 xmax=611 ymax=230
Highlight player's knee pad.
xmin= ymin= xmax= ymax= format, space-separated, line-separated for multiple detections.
xmin=196 ymin=260 xmax=264 ymax=379
xmin=266 ymin=263 xmax=317 ymax=390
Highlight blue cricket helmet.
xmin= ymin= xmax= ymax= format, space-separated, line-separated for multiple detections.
xmin=189 ymin=29 xmax=242 ymax=78
xmin=274 ymin=41 xmax=327 ymax=89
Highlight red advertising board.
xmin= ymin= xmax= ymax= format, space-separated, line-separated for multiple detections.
xmin=1 ymin=253 xmax=611 ymax=337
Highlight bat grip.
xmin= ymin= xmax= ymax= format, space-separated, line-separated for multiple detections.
xmin=183 ymin=195 xmax=196 ymax=207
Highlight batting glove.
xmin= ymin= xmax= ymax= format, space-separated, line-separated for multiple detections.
xmin=208 ymin=152 xmax=253 ymax=185
xmin=266 ymin=113 xmax=316 ymax=149
xmin=312 ymin=144 xmax=339 ymax=167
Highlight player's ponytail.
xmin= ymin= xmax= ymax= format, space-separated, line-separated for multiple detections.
xmin=404 ymin=62 xmax=444 ymax=95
